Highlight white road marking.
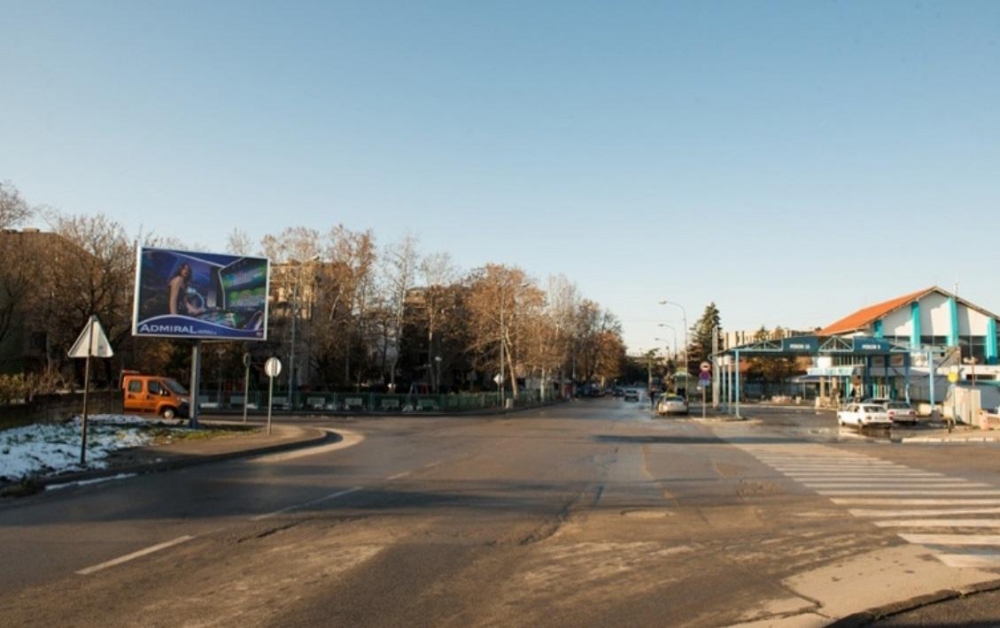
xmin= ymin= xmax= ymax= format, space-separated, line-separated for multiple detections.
xmin=252 ymin=429 xmax=364 ymax=463
xmin=900 ymin=534 xmax=1000 ymax=546
xmin=938 ymin=554 xmax=1000 ymax=568
xmin=818 ymin=490 xmax=1000 ymax=496
xmin=387 ymin=471 xmax=412 ymax=480
xmin=874 ymin=519 xmax=1000 ymax=528
xmin=734 ymin=441 xmax=1000 ymax=567
xmin=77 ymin=535 xmax=195 ymax=575
xmin=251 ymin=486 xmax=363 ymax=521
xmin=804 ymin=482 xmax=982 ymax=489
xmin=850 ymin=507 xmax=1000 ymax=517
xmin=832 ymin=498 xmax=1000 ymax=506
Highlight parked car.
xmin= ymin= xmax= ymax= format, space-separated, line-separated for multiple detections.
xmin=883 ymin=400 xmax=918 ymax=425
xmin=613 ymin=387 xmax=625 ymax=398
xmin=623 ymin=388 xmax=640 ymax=402
xmin=656 ymin=394 xmax=689 ymax=416
xmin=837 ymin=402 xmax=892 ymax=427
xmin=121 ymin=372 xmax=191 ymax=420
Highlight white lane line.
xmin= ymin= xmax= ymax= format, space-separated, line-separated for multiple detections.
xmin=252 ymin=486 xmax=363 ymax=521
xmin=387 ymin=471 xmax=412 ymax=480
xmin=874 ymin=519 xmax=1000 ymax=528
xmin=900 ymin=533 xmax=1000 ymax=546
xmin=77 ymin=535 xmax=195 ymax=575
xmin=819 ymin=490 xmax=1000 ymax=497
xmin=253 ymin=429 xmax=364 ymax=463
xmin=804 ymin=483 xmax=984 ymax=489
xmin=785 ymin=472 xmax=946 ymax=478
xmin=850 ymin=507 xmax=1000 ymax=517
xmin=423 ymin=461 xmax=441 ymax=469
xmin=939 ymin=554 xmax=1000 ymax=568
xmin=833 ymin=498 xmax=1000 ymax=506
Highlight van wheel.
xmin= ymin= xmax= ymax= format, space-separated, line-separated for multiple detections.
xmin=161 ymin=407 xmax=176 ymax=420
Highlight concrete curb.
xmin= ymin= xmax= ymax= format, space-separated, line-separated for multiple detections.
xmin=826 ymin=579 xmax=1000 ymax=627
xmin=17 ymin=423 xmax=334 ymax=492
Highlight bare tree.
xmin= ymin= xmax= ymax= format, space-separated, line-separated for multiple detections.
xmin=226 ymin=228 xmax=256 ymax=256
xmin=418 ymin=252 xmax=458 ymax=392
xmin=32 ymin=211 xmax=137 ymax=384
xmin=0 ymin=181 xmax=34 ymax=229
xmin=465 ymin=264 xmax=539 ymax=397
xmin=379 ymin=234 xmax=420 ymax=390
xmin=318 ymin=225 xmax=378 ymax=389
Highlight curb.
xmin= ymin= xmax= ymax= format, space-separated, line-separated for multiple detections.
xmin=20 ymin=424 xmax=335 ymax=492
xmin=826 ymin=579 xmax=1000 ymax=627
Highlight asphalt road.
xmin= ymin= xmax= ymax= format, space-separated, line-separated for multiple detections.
xmin=3 ymin=398 xmax=1000 ymax=627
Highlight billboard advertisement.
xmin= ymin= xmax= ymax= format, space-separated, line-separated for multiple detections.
xmin=132 ymin=247 xmax=270 ymax=340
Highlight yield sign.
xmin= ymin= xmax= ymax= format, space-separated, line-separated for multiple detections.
xmin=68 ymin=316 xmax=114 ymax=358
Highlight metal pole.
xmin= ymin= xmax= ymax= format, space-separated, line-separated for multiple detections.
xmin=189 ymin=341 xmax=201 ymax=429
xmin=735 ymin=349 xmax=742 ymax=419
xmin=499 ymin=296 xmax=504 ymax=409
xmin=79 ymin=353 xmax=91 ymax=465
xmin=659 ymin=301 xmax=688 ymax=375
xmin=267 ymin=372 xmax=274 ymax=436
xmin=242 ymin=352 xmax=250 ymax=423
xmin=289 ymin=292 xmax=296 ymax=412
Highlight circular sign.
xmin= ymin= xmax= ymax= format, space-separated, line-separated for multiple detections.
xmin=264 ymin=357 xmax=282 ymax=378
xmin=947 ymin=371 xmax=958 ymax=383
xmin=700 ymin=361 xmax=711 ymax=373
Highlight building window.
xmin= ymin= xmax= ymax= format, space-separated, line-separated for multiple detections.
xmin=960 ymin=337 xmax=986 ymax=364
xmin=920 ymin=335 xmax=948 ymax=348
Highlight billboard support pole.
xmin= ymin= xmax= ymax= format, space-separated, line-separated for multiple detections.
xmin=189 ymin=341 xmax=202 ymax=429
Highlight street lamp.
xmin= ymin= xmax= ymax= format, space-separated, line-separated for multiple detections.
xmin=657 ymin=323 xmax=678 ymax=361
xmin=659 ymin=300 xmax=688 ymax=369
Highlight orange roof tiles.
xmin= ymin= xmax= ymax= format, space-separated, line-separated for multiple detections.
xmin=819 ymin=287 xmax=936 ymax=335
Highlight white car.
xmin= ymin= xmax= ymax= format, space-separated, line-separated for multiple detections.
xmin=656 ymin=394 xmax=689 ymax=416
xmin=837 ymin=403 xmax=892 ymax=427
xmin=623 ymin=388 xmax=640 ymax=402
xmin=883 ymin=400 xmax=917 ymax=425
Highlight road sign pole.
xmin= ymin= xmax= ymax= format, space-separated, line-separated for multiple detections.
xmin=267 ymin=372 xmax=274 ymax=436
xmin=242 ymin=353 xmax=251 ymax=423
xmin=79 ymin=353 xmax=91 ymax=465
xmin=264 ymin=357 xmax=282 ymax=436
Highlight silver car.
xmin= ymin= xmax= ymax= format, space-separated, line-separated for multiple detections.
xmin=837 ymin=403 xmax=892 ymax=427
xmin=656 ymin=394 xmax=689 ymax=416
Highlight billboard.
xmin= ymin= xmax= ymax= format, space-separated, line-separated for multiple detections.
xmin=132 ymin=247 xmax=270 ymax=340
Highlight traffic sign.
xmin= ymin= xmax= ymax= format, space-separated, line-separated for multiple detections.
xmin=68 ymin=316 xmax=113 ymax=358
xmin=700 ymin=361 xmax=711 ymax=373
xmin=264 ymin=357 xmax=282 ymax=377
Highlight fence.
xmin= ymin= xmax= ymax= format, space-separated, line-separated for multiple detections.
xmin=0 ymin=391 xmax=121 ymax=430
xmin=196 ymin=389 xmax=544 ymax=414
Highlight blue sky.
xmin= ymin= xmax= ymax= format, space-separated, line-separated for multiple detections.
xmin=3 ymin=1 xmax=998 ymax=355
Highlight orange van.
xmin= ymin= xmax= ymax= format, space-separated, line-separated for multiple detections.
xmin=122 ymin=372 xmax=191 ymax=419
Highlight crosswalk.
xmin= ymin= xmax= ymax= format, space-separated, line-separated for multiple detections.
xmin=735 ymin=442 xmax=1000 ymax=568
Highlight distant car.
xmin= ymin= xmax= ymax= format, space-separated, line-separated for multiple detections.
xmin=837 ymin=403 xmax=892 ymax=427
xmin=883 ymin=400 xmax=917 ymax=425
xmin=656 ymin=394 xmax=689 ymax=416
xmin=623 ymin=388 xmax=640 ymax=402
xmin=613 ymin=388 xmax=624 ymax=398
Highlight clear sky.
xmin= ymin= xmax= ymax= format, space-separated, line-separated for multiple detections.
xmin=3 ymin=1 xmax=998 ymax=355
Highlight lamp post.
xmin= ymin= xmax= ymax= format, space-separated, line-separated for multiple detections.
xmin=659 ymin=300 xmax=688 ymax=370
xmin=657 ymin=324 xmax=678 ymax=361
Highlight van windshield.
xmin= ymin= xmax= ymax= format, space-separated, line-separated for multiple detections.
xmin=164 ymin=379 xmax=189 ymax=395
